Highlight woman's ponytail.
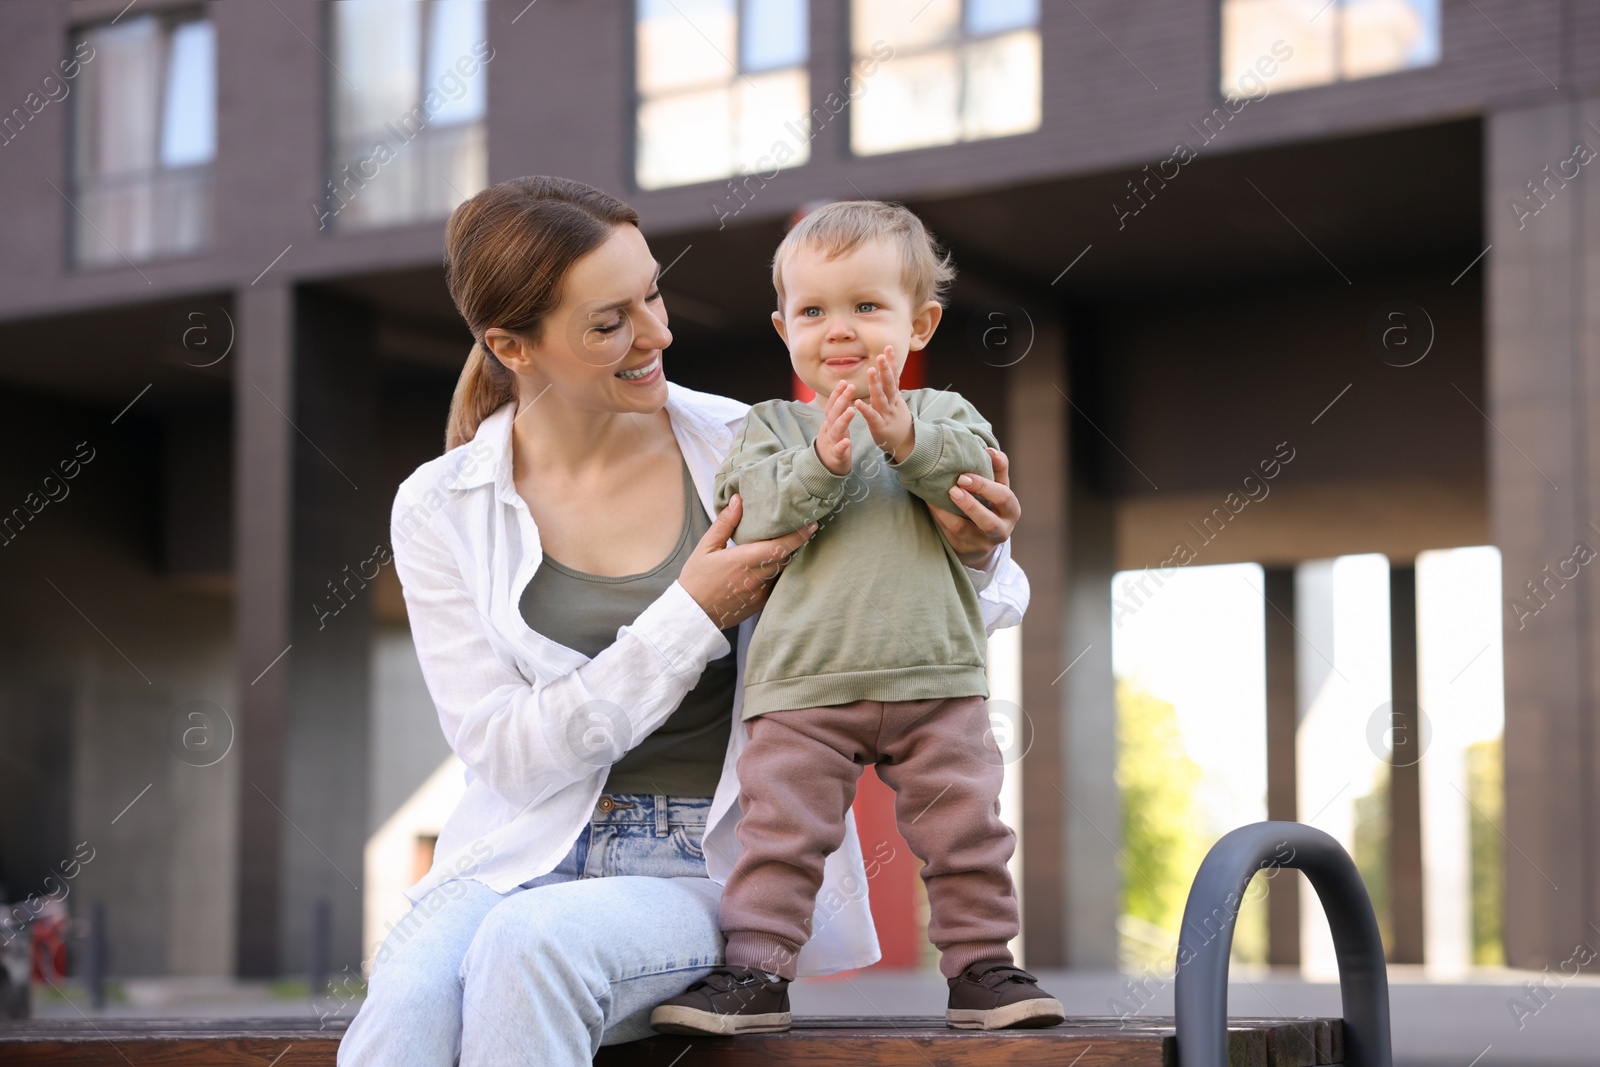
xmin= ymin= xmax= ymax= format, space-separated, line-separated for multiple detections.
xmin=445 ymin=340 xmax=515 ymax=453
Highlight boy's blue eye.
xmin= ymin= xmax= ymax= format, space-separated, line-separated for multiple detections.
xmin=802 ymin=307 xmax=821 ymax=317
xmin=856 ymin=302 xmax=877 ymax=313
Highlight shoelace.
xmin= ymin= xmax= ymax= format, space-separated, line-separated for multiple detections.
xmin=966 ymin=963 xmax=1038 ymax=989
xmin=688 ymin=967 xmax=779 ymax=993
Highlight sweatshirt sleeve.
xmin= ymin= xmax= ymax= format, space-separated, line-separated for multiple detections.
xmin=886 ymin=389 xmax=1000 ymax=517
xmin=712 ymin=405 xmax=851 ymax=544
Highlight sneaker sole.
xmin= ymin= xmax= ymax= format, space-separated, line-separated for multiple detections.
xmin=946 ymin=997 xmax=1066 ymax=1030
xmin=649 ymin=1006 xmax=793 ymax=1036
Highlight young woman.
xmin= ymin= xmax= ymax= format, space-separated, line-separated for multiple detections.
xmin=337 ymin=176 xmax=1030 ymax=1066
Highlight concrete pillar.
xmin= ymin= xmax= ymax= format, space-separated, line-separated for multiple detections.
xmin=1062 ymin=473 xmax=1119 ymax=969
xmin=1263 ymin=566 xmax=1300 ymax=967
xmin=234 ymin=281 xmax=294 ymax=977
xmin=1008 ymin=314 xmax=1119 ymax=969
xmin=1388 ymin=564 xmax=1424 ymax=964
xmin=234 ymin=284 xmax=377 ymax=977
xmin=1010 ymin=316 xmax=1069 ymax=967
xmin=280 ymin=288 xmax=378 ymax=977
xmin=1487 ymin=98 xmax=1600 ymax=968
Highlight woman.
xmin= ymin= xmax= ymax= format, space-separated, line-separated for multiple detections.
xmin=337 ymin=176 xmax=1029 ymax=1066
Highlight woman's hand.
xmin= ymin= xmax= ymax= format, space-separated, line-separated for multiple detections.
xmin=678 ymin=493 xmax=819 ymax=629
xmin=925 ymin=445 xmax=1021 ymax=570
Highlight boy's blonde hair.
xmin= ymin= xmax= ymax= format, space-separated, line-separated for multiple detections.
xmin=771 ymin=199 xmax=956 ymax=312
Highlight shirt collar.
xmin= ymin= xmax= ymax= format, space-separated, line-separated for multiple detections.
xmin=445 ymin=379 xmax=740 ymax=493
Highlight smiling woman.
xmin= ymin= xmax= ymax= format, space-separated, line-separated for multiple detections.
xmin=337 ymin=175 xmax=1028 ymax=1067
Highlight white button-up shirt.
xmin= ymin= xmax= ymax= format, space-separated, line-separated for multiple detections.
xmin=390 ymin=380 xmax=1030 ymax=977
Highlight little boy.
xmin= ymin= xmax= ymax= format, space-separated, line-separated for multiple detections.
xmin=651 ymin=201 xmax=1062 ymax=1035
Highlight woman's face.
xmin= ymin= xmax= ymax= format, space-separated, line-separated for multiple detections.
xmin=488 ymin=223 xmax=672 ymax=411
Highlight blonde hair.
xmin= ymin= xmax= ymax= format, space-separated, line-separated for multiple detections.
xmin=442 ymin=176 xmax=641 ymax=452
xmin=771 ymin=199 xmax=956 ymax=312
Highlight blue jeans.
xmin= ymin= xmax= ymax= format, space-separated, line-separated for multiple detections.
xmin=338 ymin=793 xmax=724 ymax=1067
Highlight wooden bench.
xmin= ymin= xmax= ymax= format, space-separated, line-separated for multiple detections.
xmin=0 ymin=1015 xmax=1343 ymax=1066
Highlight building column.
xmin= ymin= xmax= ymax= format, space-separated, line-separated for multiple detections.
xmin=1010 ymin=316 xmax=1069 ymax=967
xmin=1388 ymin=564 xmax=1424 ymax=964
xmin=1062 ymin=466 xmax=1119 ymax=969
xmin=234 ymin=284 xmax=377 ymax=978
xmin=281 ymin=287 xmax=379 ymax=978
xmin=1009 ymin=314 xmax=1119 ymax=969
xmin=1488 ymin=97 xmax=1600 ymax=968
xmin=235 ymin=282 xmax=294 ymax=977
xmin=1263 ymin=566 xmax=1300 ymax=967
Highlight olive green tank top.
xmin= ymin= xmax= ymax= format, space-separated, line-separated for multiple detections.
xmin=519 ymin=453 xmax=736 ymax=798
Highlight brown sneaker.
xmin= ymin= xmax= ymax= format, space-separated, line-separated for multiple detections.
xmin=946 ymin=959 xmax=1065 ymax=1029
xmin=650 ymin=965 xmax=793 ymax=1036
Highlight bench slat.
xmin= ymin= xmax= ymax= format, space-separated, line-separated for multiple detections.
xmin=0 ymin=1016 xmax=1342 ymax=1067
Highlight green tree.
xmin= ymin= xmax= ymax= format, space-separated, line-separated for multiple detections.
xmin=1116 ymin=679 xmax=1205 ymax=936
xmin=1351 ymin=763 xmax=1392 ymax=954
xmin=1467 ymin=735 xmax=1505 ymax=965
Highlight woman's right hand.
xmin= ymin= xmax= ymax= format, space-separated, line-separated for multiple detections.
xmin=678 ymin=493 xmax=818 ymax=629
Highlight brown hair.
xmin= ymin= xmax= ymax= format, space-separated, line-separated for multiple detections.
xmin=442 ymin=176 xmax=642 ymax=452
xmin=771 ymin=199 xmax=956 ymax=313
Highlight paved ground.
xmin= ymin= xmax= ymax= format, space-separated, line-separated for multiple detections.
xmin=24 ymin=966 xmax=1600 ymax=1066
xmin=789 ymin=967 xmax=1600 ymax=1067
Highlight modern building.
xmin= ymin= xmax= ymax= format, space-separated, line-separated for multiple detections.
xmin=0 ymin=0 xmax=1592 ymax=983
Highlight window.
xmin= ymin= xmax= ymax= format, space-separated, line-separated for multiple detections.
xmin=850 ymin=0 xmax=1040 ymax=157
xmin=1220 ymin=0 xmax=1440 ymax=98
xmin=70 ymin=11 xmax=215 ymax=268
xmin=634 ymin=0 xmax=810 ymax=192
xmin=324 ymin=0 xmax=489 ymax=232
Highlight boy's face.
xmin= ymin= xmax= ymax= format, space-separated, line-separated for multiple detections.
xmin=771 ymin=237 xmax=942 ymax=411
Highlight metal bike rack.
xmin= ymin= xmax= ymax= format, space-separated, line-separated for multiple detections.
xmin=1174 ymin=821 xmax=1392 ymax=1067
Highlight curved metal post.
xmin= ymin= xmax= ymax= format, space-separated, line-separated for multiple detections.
xmin=1174 ymin=821 xmax=1392 ymax=1067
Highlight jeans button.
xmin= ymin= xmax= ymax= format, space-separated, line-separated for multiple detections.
xmin=597 ymin=796 xmax=614 ymax=813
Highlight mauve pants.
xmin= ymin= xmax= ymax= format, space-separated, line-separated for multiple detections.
xmin=719 ymin=695 xmax=1019 ymax=980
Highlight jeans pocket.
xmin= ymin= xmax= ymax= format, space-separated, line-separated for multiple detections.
xmin=670 ymin=824 xmax=706 ymax=861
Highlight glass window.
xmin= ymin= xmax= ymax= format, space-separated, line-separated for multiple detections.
xmin=850 ymin=0 xmax=1039 ymax=157
xmin=325 ymin=0 xmax=489 ymax=232
xmin=635 ymin=0 xmax=811 ymax=192
xmin=70 ymin=11 xmax=215 ymax=268
xmin=1220 ymin=0 xmax=1440 ymax=99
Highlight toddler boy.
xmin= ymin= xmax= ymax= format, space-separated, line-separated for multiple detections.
xmin=651 ymin=200 xmax=1061 ymax=1035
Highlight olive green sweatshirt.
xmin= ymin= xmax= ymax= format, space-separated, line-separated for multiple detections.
xmin=711 ymin=388 xmax=999 ymax=719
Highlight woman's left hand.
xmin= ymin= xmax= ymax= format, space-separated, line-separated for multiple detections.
xmin=924 ymin=446 xmax=1021 ymax=570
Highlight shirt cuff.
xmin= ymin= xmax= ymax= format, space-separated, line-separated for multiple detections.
xmin=632 ymin=579 xmax=733 ymax=676
xmin=963 ymin=540 xmax=1005 ymax=592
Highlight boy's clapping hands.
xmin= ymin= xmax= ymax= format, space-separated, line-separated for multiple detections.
xmin=812 ymin=348 xmax=915 ymax=476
